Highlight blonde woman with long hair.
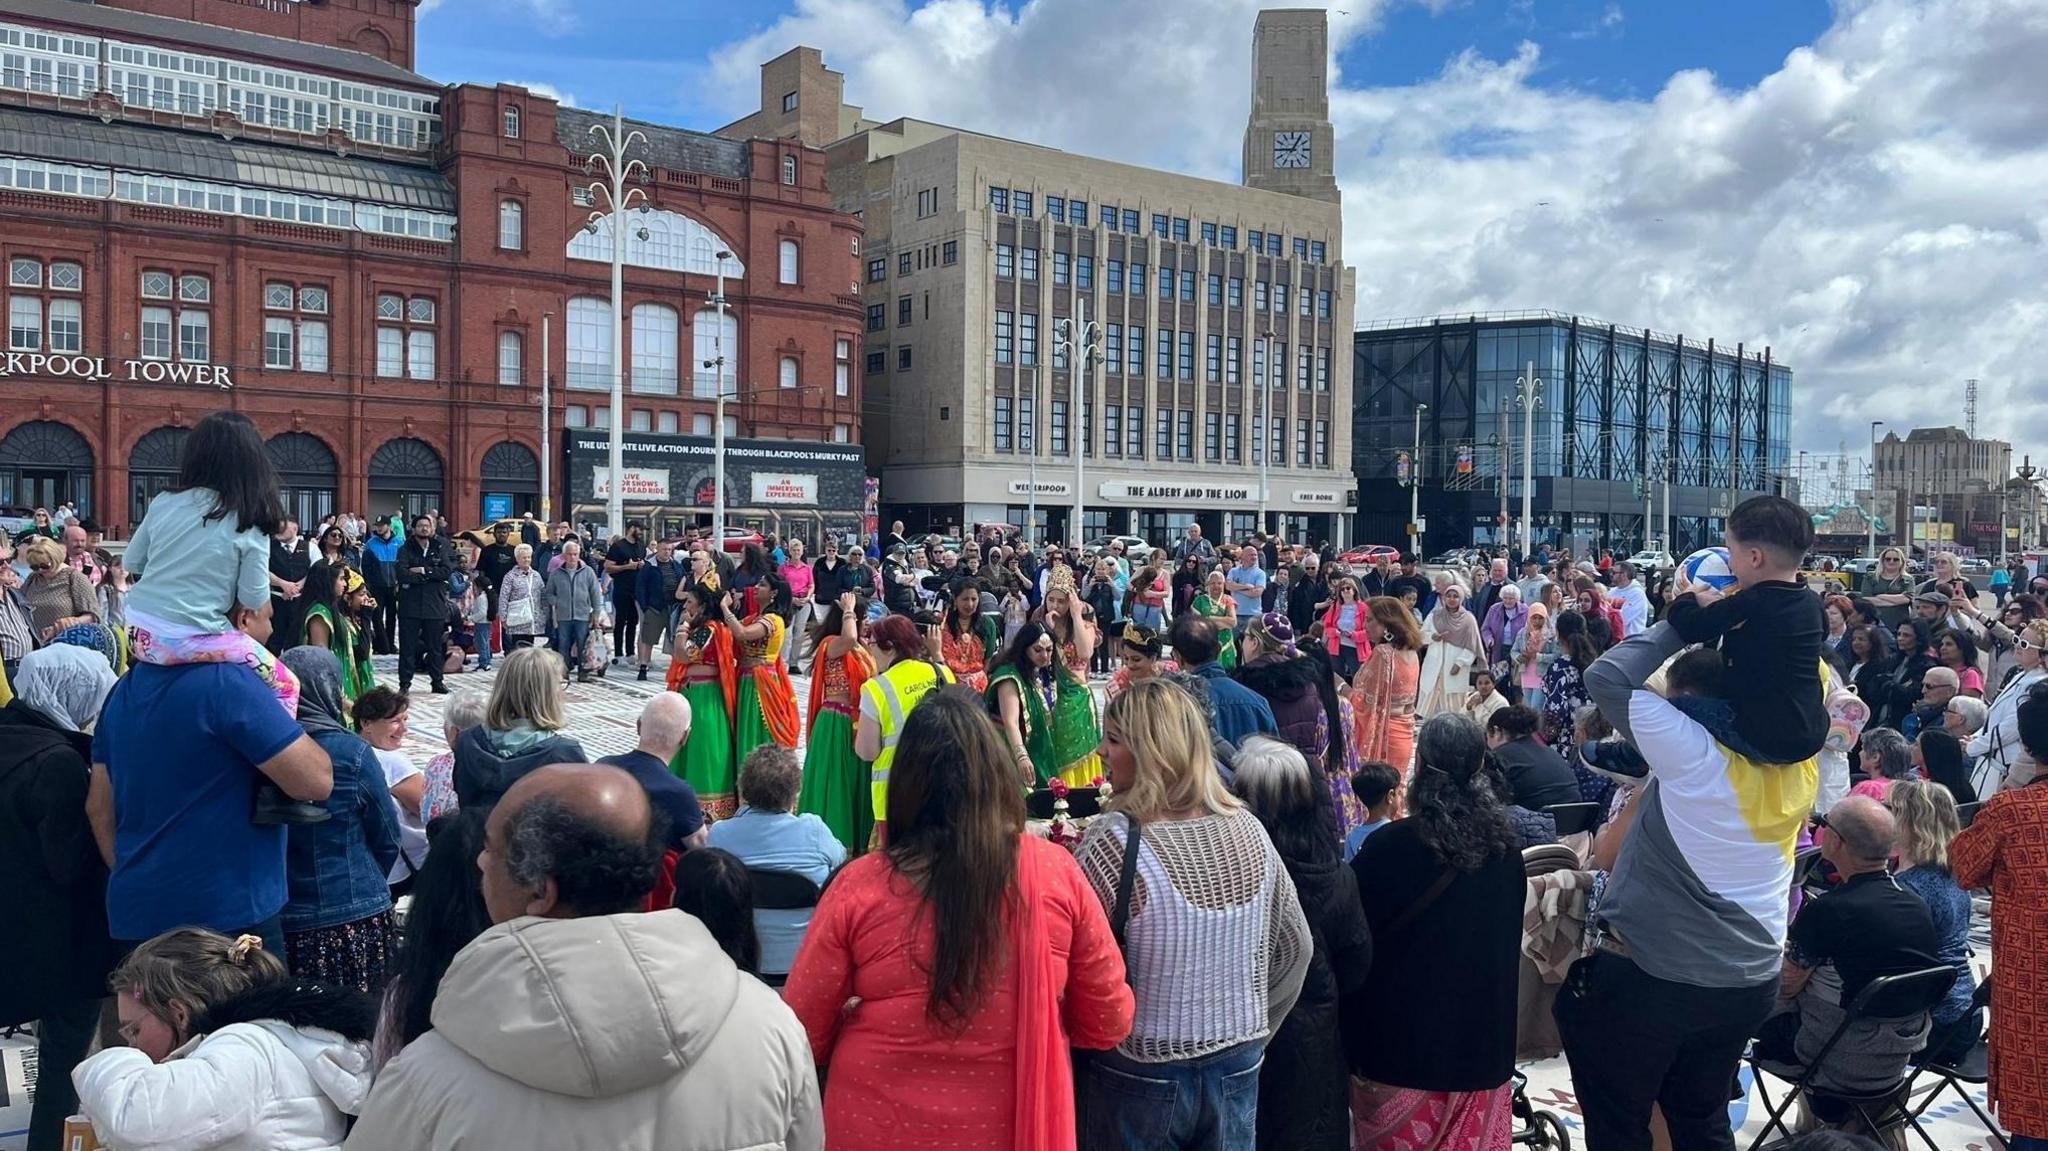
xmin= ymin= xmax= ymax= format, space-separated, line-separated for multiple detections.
xmin=1072 ymin=678 xmax=1311 ymax=1150
xmin=1886 ymin=779 xmax=1980 ymax=1065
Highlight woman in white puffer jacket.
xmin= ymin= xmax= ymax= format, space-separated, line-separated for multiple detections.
xmin=1973 ymin=618 xmax=2048 ymax=792
xmin=73 ymin=928 xmax=376 ymax=1151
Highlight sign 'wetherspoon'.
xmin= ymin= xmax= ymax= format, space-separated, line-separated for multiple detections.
xmin=0 ymin=354 xmax=235 ymax=388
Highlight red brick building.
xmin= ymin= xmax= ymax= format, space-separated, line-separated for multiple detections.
xmin=0 ymin=0 xmax=865 ymax=537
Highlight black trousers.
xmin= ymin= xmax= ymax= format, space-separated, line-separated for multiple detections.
xmin=368 ymin=590 xmax=398 ymax=653
xmin=612 ymin=593 xmax=639 ymax=659
xmin=29 ymin=996 xmax=100 ymax=1151
xmin=1553 ymin=951 xmax=1778 ymax=1151
xmin=398 ymin=615 xmax=446 ymax=691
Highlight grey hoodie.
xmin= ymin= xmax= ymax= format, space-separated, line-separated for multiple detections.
xmin=344 ymin=910 xmax=822 ymax=1151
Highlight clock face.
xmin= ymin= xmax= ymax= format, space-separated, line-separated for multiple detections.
xmin=1272 ymin=130 xmax=1312 ymax=169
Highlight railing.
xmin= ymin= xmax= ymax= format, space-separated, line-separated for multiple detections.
xmin=1355 ymin=310 xmax=1771 ymax=363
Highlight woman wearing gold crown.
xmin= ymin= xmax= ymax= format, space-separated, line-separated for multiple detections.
xmin=1035 ymin=564 xmax=1097 ymax=683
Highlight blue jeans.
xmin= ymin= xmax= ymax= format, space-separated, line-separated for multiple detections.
xmin=1079 ymin=1040 xmax=1264 ymax=1151
xmin=554 ymin=620 xmax=589 ymax=677
xmin=1132 ymin=603 xmax=1164 ymax=632
xmin=475 ymin=619 xmax=494 ymax=670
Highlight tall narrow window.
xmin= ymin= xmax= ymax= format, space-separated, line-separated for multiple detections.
xmin=503 ymin=105 xmax=521 ymax=138
xmin=498 ymin=330 xmax=523 ymax=386
xmin=498 ymin=200 xmax=523 ymax=250
xmin=629 ymin=303 xmax=678 ymax=394
xmin=834 ymin=338 xmax=851 ymax=397
xmin=779 ymin=355 xmax=799 ymax=389
xmin=782 ymin=154 xmax=797 ymax=186
xmin=778 ymin=239 xmax=800 ymax=284
xmin=566 ymin=296 xmax=611 ymax=390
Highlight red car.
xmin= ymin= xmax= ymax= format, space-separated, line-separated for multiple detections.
xmin=1338 ymin=544 xmax=1402 ymax=567
xmin=688 ymin=527 xmax=763 ymax=554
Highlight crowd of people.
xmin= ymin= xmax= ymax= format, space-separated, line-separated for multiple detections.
xmin=7 ymin=417 xmax=2048 ymax=1151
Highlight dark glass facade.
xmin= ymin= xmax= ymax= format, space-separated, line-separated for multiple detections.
xmin=1352 ymin=313 xmax=1791 ymax=556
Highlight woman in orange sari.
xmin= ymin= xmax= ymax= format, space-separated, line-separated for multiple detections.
xmin=1351 ymin=596 xmax=1422 ymax=774
xmin=667 ymin=581 xmax=737 ymax=817
xmin=719 ymin=582 xmax=801 ymax=760
xmin=934 ymin=581 xmax=990 ymax=693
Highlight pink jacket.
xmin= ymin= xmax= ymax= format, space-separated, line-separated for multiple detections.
xmin=1323 ymin=600 xmax=1373 ymax=660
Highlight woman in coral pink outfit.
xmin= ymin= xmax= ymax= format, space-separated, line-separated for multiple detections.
xmin=783 ymin=688 xmax=1134 ymax=1151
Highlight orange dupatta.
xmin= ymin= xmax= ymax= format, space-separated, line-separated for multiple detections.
xmin=666 ymin=618 xmax=737 ymax=722
xmin=745 ymin=614 xmax=802 ymax=748
xmin=805 ymin=642 xmax=875 ymax=738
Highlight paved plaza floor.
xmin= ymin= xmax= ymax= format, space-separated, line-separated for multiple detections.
xmin=374 ymin=648 xmax=2008 ymax=1151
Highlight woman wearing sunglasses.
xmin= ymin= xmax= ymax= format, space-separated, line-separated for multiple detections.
xmin=1972 ymin=618 xmax=2048 ymax=791
xmin=1859 ymin=549 xmax=1915 ymax=630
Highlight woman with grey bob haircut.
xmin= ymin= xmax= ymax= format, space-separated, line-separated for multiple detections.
xmin=1858 ymin=726 xmax=1914 ymax=784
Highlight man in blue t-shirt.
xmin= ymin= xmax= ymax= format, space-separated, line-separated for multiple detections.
xmin=1225 ymin=545 xmax=1267 ymax=630
xmin=596 ymin=693 xmax=708 ymax=852
xmin=87 ymin=601 xmax=331 ymax=953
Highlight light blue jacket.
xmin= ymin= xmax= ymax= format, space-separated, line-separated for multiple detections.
xmin=123 ymin=488 xmax=270 ymax=633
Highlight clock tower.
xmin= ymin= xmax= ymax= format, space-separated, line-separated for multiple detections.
xmin=1242 ymin=8 xmax=1339 ymax=204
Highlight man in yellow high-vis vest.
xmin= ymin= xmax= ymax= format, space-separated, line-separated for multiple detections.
xmin=853 ymin=615 xmax=954 ymax=841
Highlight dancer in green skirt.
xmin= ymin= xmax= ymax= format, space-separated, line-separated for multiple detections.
xmin=667 ymin=581 xmax=737 ymax=817
xmin=986 ymin=621 xmax=1103 ymax=788
xmin=799 ymin=592 xmax=876 ymax=854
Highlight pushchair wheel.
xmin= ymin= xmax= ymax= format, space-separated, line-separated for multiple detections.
xmin=1526 ymin=1109 xmax=1570 ymax=1151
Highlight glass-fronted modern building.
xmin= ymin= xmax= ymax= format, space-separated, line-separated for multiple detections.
xmin=1352 ymin=312 xmax=1792 ymax=556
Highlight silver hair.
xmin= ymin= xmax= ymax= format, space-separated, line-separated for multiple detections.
xmin=560 ymin=539 xmax=581 ymax=554
xmin=1231 ymin=735 xmax=1318 ymax=812
xmin=1860 ymin=726 xmax=1914 ymax=780
xmin=513 ymin=543 xmax=533 ymax=559
xmin=440 ymin=690 xmax=488 ymax=738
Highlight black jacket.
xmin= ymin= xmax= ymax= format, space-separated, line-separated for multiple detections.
xmin=0 ymin=701 xmax=115 ymax=1025
xmin=396 ymin=535 xmax=453 ymax=620
xmin=1259 ymin=852 xmax=1372 ymax=1151
xmin=1287 ymin=573 xmax=1327 ymax=635
xmin=1235 ymin=652 xmax=1339 ymax=776
xmin=1491 ymin=737 xmax=1583 ymax=811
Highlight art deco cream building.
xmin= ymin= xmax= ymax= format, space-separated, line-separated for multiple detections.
xmin=722 ymin=9 xmax=1357 ymax=544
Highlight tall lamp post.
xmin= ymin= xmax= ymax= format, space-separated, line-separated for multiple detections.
xmin=2020 ymin=456 xmax=2041 ymax=558
xmin=1868 ymin=420 xmax=1884 ymax=558
xmin=1514 ymin=361 xmax=1542 ymax=560
xmin=540 ymin=311 xmax=553 ymax=525
xmin=700 ymin=252 xmax=735 ymax=553
xmin=1259 ymin=329 xmax=1277 ymax=535
xmin=581 ymin=104 xmax=648 ymax=536
xmin=1054 ymin=305 xmax=1100 ymax=548
xmin=1408 ymin=402 xmax=1427 ymax=557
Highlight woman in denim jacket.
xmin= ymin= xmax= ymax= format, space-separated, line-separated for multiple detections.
xmin=277 ymin=645 xmax=403 ymax=994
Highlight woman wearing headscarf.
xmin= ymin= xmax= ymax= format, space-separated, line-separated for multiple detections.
xmin=1236 ymin=612 xmax=1362 ymax=835
xmin=1417 ymin=582 xmax=1483 ymax=717
xmin=276 ymin=646 xmax=403 ymax=994
xmin=0 ymin=644 xmax=118 ymax=1151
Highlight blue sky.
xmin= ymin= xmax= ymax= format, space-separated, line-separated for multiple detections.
xmin=412 ymin=0 xmax=2048 ymax=464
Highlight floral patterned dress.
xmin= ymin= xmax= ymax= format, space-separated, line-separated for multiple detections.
xmin=1542 ymin=655 xmax=1610 ymax=808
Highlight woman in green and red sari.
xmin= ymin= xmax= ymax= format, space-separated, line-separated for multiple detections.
xmin=718 ymin=581 xmax=801 ymax=761
xmin=986 ymin=621 xmax=1102 ymax=788
xmin=800 ymin=591 xmax=876 ymax=854
xmin=667 ymin=581 xmax=737 ymax=817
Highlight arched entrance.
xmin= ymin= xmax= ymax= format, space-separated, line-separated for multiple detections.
xmin=478 ymin=441 xmax=539 ymax=524
xmin=266 ymin=433 xmax=338 ymax=529
xmin=369 ymin=437 xmax=444 ymax=523
xmin=128 ymin=426 xmax=189 ymax=526
xmin=0 ymin=420 xmax=93 ymax=518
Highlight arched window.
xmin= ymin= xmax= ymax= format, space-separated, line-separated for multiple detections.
xmin=781 ymin=154 xmax=797 ymax=186
xmin=630 ymin=303 xmax=678 ymax=395
xmin=568 ymin=209 xmax=744 ymax=277
xmin=503 ymin=105 xmax=521 ymax=139
xmin=692 ymin=307 xmax=737 ymax=400
xmin=497 ymin=330 xmax=523 ymax=386
xmin=779 ymin=355 xmax=798 ymax=390
xmin=778 ymin=239 xmax=799 ymax=285
xmin=566 ymin=297 xmax=610 ymax=390
xmin=498 ymin=200 xmax=523 ymax=250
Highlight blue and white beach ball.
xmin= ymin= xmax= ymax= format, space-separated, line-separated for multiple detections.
xmin=1681 ymin=546 xmax=1739 ymax=591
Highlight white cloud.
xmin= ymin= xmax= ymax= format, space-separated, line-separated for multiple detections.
xmin=694 ymin=0 xmax=2048 ymax=461
xmin=505 ymin=79 xmax=578 ymax=108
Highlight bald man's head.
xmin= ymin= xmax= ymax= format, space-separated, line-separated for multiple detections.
xmin=1821 ymin=795 xmax=1896 ymax=873
xmin=636 ymin=693 xmax=693 ymax=760
xmin=480 ymin=763 xmax=666 ymax=923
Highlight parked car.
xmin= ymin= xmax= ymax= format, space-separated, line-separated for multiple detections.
xmin=690 ymin=526 xmax=763 ymax=554
xmin=1086 ymin=534 xmax=1151 ymax=557
xmin=1427 ymin=549 xmax=1482 ymax=569
xmin=0 ymin=506 xmax=35 ymax=538
xmin=1624 ymin=549 xmax=1675 ymax=573
xmin=1958 ymin=557 xmax=1992 ymax=578
xmin=1339 ymin=544 xmax=1403 ymax=567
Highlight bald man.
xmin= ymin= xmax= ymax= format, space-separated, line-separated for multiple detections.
xmin=351 ymin=759 xmax=824 ymax=1149
xmin=598 ymin=694 xmax=707 ymax=852
xmin=1753 ymin=795 xmax=1941 ymax=1080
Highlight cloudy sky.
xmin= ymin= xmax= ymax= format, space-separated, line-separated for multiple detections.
xmin=419 ymin=0 xmax=2048 ymax=482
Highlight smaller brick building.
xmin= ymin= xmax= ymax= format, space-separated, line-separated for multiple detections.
xmin=0 ymin=0 xmax=865 ymax=541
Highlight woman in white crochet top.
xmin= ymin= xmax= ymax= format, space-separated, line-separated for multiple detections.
xmin=1073 ymin=678 xmax=1312 ymax=1151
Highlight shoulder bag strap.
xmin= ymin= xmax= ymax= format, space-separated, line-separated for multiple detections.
xmin=1383 ymin=864 xmax=1459 ymax=940
xmin=1110 ymin=814 xmax=1144 ymax=947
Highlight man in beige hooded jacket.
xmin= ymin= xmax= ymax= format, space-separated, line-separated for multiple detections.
xmin=345 ymin=763 xmax=822 ymax=1150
